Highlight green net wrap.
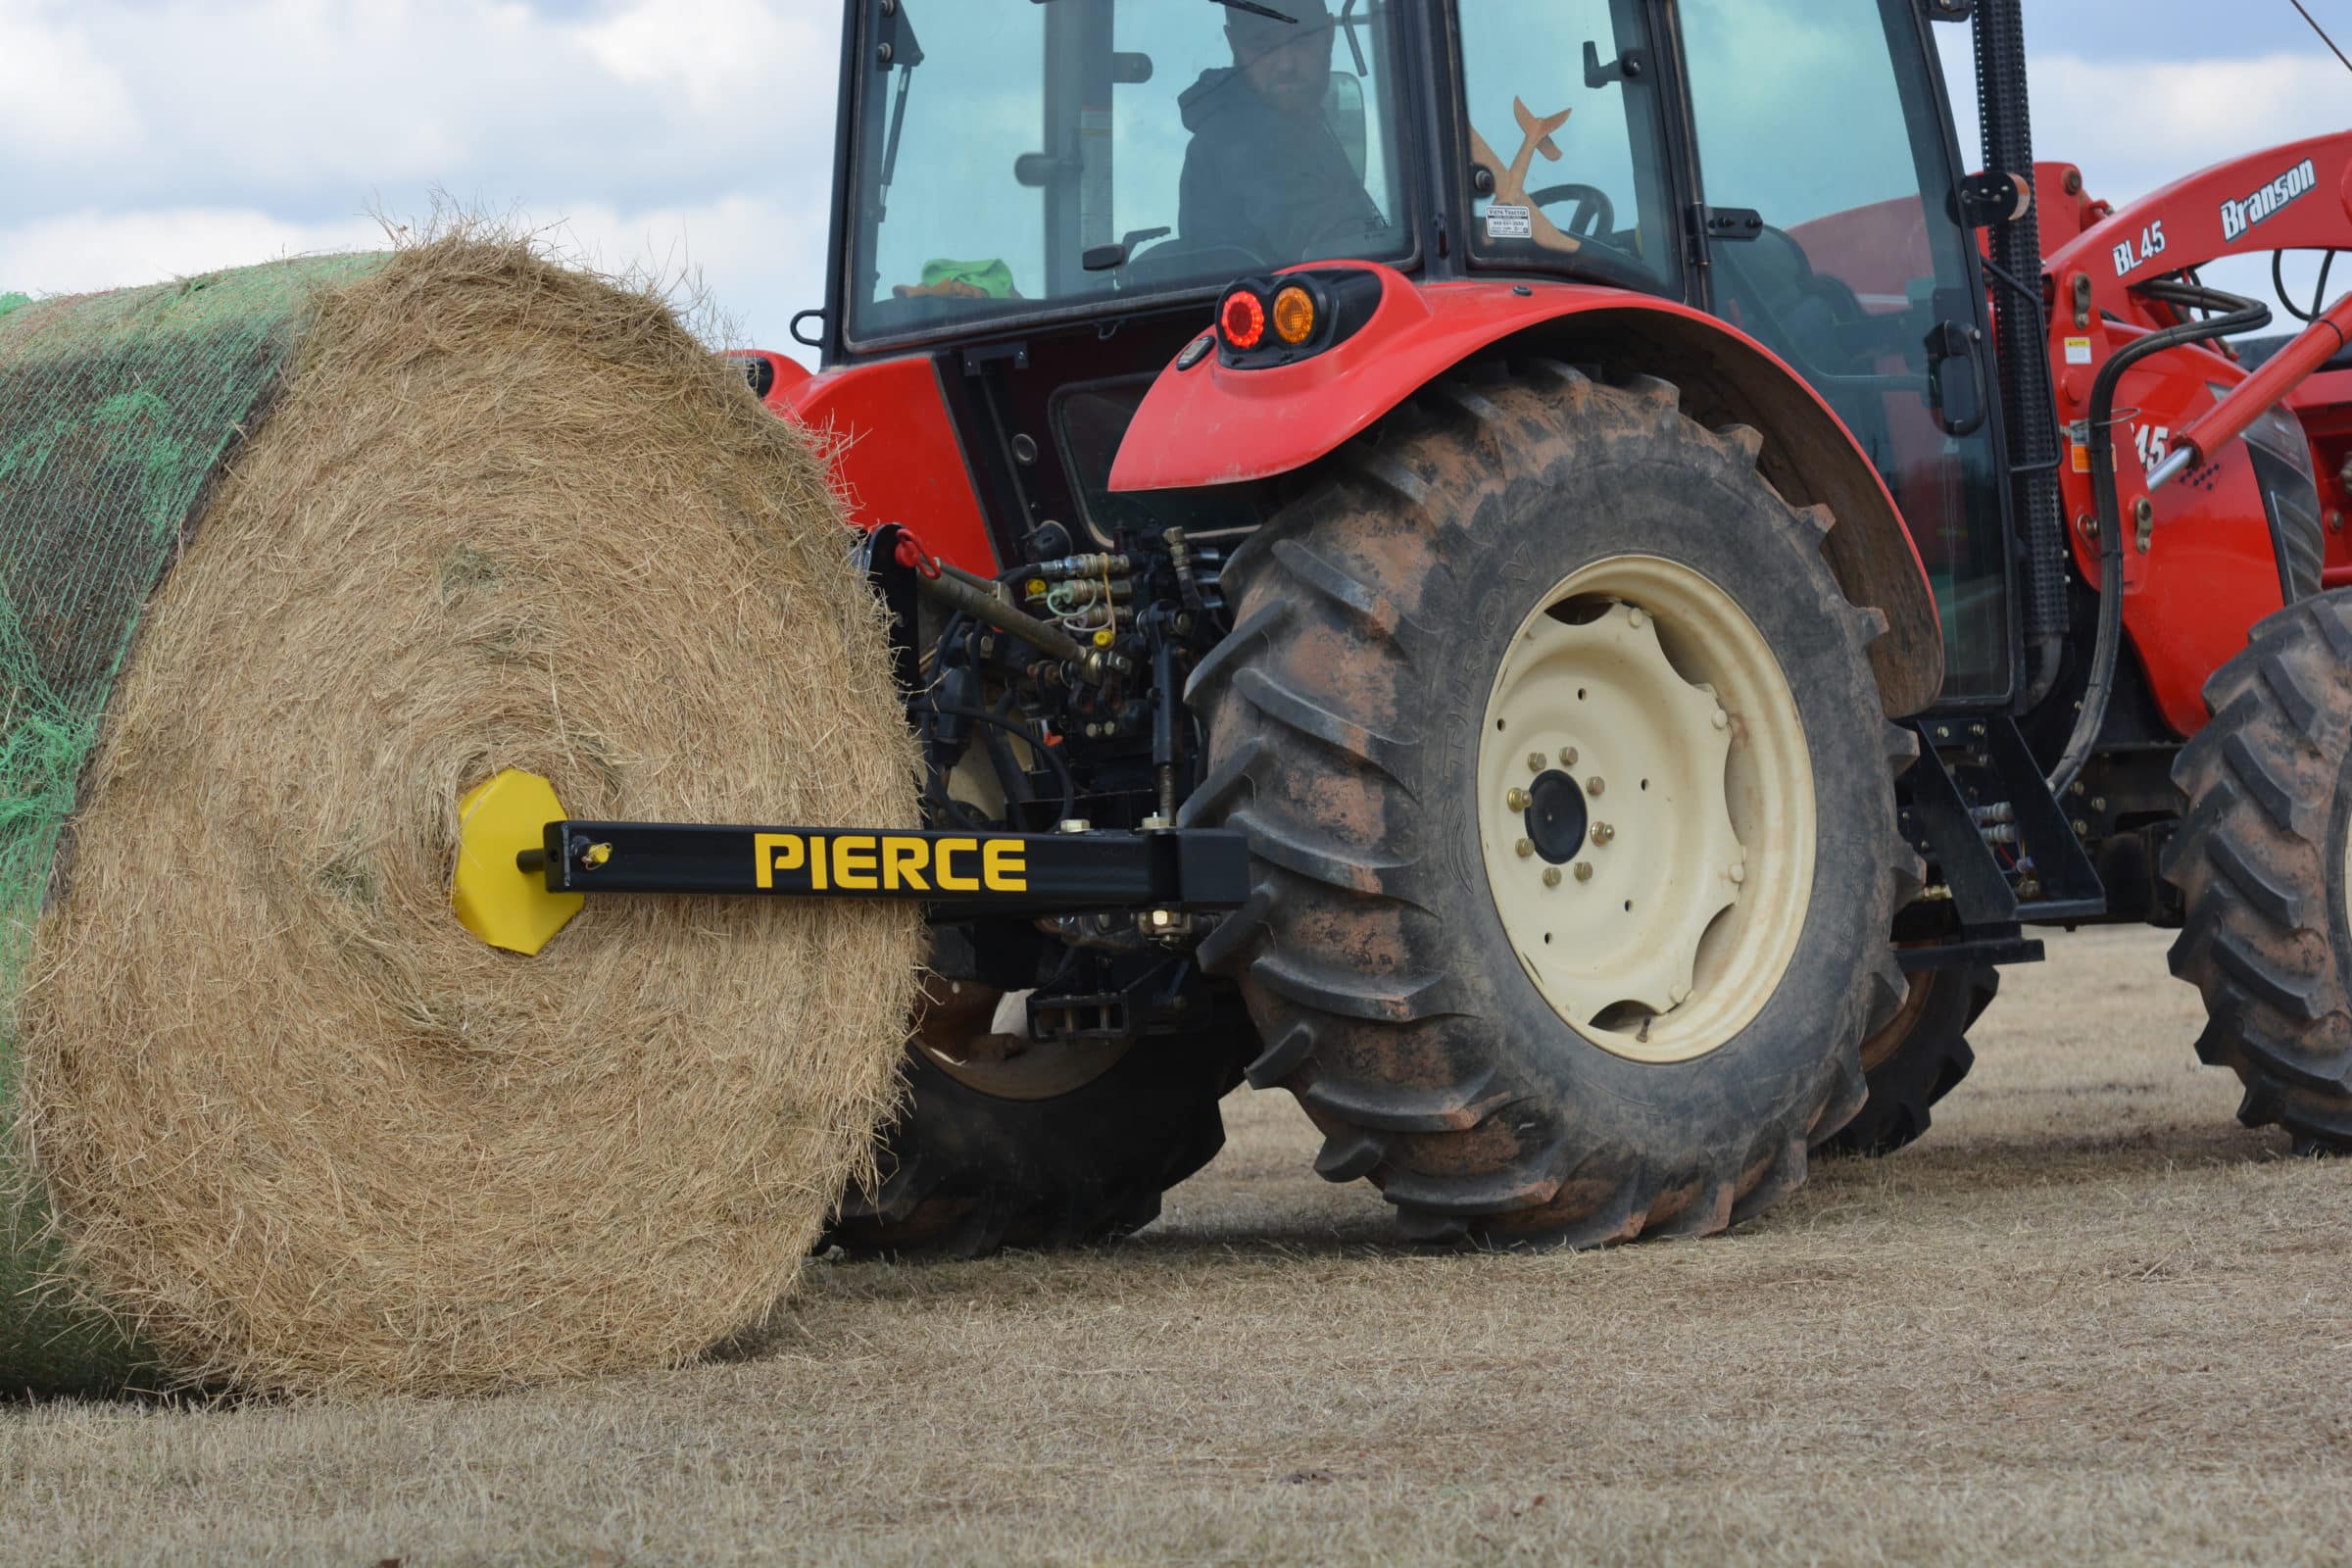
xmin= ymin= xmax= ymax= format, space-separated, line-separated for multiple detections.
xmin=0 ymin=256 xmax=385 ymax=1394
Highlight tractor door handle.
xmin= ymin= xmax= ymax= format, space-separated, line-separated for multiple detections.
xmin=1926 ymin=318 xmax=1990 ymax=438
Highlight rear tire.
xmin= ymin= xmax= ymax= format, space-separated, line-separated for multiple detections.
xmin=2164 ymin=591 xmax=2352 ymax=1152
xmin=1824 ymin=965 xmax=1995 ymax=1156
xmin=1185 ymin=361 xmax=1919 ymax=1246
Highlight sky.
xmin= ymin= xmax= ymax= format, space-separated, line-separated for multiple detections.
xmin=2 ymin=0 xmax=2348 ymax=359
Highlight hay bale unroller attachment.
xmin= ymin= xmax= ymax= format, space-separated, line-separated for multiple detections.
xmin=0 ymin=237 xmax=923 ymax=1396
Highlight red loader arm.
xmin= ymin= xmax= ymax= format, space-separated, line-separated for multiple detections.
xmin=2039 ymin=132 xmax=2352 ymax=736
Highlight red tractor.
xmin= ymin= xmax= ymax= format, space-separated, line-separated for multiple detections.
xmin=660 ymin=0 xmax=2352 ymax=1253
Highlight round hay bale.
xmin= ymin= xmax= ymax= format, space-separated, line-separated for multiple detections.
xmin=0 ymin=237 xmax=921 ymax=1396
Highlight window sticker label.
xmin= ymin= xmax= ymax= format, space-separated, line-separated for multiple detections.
xmin=1485 ymin=203 xmax=1533 ymax=241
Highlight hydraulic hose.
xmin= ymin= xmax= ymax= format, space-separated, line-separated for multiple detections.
xmin=2045 ymin=279 xmax=2272 ymax=798
xmin=915 ymin=566 xmax=1093 ymax=672
xmin=917 ymin=699 xmax=1077 ymax=822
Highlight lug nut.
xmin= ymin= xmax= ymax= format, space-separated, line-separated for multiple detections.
xmin=1506 ymin=787 xmax=1531 ymax=811
xmin=1574 ymin=861 xmax=1594 ymax=882
xmin=1592 ymin=823 xmax=1615 ymax=847
xmin=1515 ymin=838 xmax=1535 ymax=858
xmin=1561 ymin=747 xmax=1579 ymax=766
xmin=1586 ymin=776 xmax=1605 ymax=798
xmin=1528 ymin=752 xmax=1547 ymax=773
xmin=1543 ymin=866 xmax=1563 ymax=888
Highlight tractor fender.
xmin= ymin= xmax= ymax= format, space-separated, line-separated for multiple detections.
xmin=1110 ymin=265 xmax=1942 ymax=716
xmin=768 ymin=353 xmax=999 ymax=575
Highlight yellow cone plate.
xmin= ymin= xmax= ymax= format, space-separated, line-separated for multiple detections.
xmin=453 ymin=768 xmax=583 ymax=956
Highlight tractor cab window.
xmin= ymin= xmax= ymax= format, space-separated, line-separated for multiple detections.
xmin=844 ymin=0 xmax=1413 ymax=348
xmin=1680 ymin=0 xmax=2013 ymax=702
xmin=1455 ymin=0 xmax=1681 ymax=293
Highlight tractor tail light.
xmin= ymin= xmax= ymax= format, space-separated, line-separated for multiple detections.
xmin=1219 ymin=289 xmax=1267 ymax=351
xmin=1271 ymin=285 xmax=1317 ymax=345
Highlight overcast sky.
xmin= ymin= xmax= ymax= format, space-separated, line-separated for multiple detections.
xmin=3 ymin=1 xmax=2347 ymax=360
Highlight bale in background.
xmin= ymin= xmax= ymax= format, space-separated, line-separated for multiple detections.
xmin=0 ymin=236 xmax=921 ymax=1396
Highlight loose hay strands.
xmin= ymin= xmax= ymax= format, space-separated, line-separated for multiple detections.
xmin=2 ymin=234 xmax=921 ymax=1396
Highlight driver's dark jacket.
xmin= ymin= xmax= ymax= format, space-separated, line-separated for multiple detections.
xmin=1177 ymin=69 xmax=1385 ymax=263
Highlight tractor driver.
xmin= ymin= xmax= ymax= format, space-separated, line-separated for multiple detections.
xmin=1176 ymin=1 xmax=1388 ymax=265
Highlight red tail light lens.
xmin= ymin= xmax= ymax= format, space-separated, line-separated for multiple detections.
xmin=1219 ymin=289 xmax=1266 ymax=350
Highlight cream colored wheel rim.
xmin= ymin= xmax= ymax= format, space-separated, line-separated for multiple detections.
xmin=1478 ymin=555 xmax=1814 ymax=1064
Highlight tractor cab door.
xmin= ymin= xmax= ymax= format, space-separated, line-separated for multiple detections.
xmin=1675 ymin=0 xmax=2013 ymax=705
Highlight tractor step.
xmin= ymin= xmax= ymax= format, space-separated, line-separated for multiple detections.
xmin=1900 ymin=714 xmax=2103 ymax=960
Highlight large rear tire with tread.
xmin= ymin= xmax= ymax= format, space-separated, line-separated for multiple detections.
xmin=2165 ymin=591 xmax=2352 ymax=1153
xmin=1824 ymin=965 xmax=1996 ymax=1156
xmin=1184 ymin=361 xmax=1919 ymax=1246
xmin=824 ymin=984 xmax=1246 ymax=1258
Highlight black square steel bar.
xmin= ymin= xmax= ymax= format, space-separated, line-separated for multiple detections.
xmin=532 ymin=822 xmax=1253 ymax=913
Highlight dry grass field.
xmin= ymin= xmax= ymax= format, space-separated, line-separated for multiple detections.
xmin=6 ymin=924 xmax=2349 ymax=1565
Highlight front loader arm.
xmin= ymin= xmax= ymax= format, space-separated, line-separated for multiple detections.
xmin=2052 ymin=130 xmax=2352 ymax=326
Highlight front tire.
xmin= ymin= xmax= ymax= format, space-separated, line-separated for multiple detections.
xmin=824 ymin=980 xmax=1246 ymax=1258
xmin=2165 ymin=592 xmax=2352 ymax=1152
xmin=1185 ymin=361 xmax=1919 ymax=1246
xmin=1824 ymin=964 xmax=1996 ymax=1156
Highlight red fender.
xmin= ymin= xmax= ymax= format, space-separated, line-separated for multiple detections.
xmin=767 ymin=354 xmax=999 ymax=575
xmin=1110 ymin=263 xmax=1942 ymax=715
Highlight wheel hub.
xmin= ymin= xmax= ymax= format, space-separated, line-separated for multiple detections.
xmin=1522 ymin=768 xmax=1589 ymax=863
xmin=1477 ymin=557 xmax=1813 ymax=1064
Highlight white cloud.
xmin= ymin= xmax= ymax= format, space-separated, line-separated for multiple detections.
xmin=0 ymin=2 xmax=142 ymax=153
xmin=0 ymin=193 xmax=834 ymax=356
xmin=579 ymin=0 xmax=828 ymax=114
xmin=0 ymin=0 xmax=844 ymax=351
xmin=0 ymin=208 xmax=387 ymax=289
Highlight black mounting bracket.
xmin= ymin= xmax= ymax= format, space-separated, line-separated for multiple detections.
xmin=1898 ymin=714 xmax=2105 ymax=968
xmin=1954 ymin=171 xmax=2033 ymax=230
xmin=1583 ymin=41 xmax=1649 ymax=87
xmin=1691 ymin=206 xmax=1765 ymax=244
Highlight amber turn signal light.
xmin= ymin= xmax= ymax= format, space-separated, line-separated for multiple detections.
xmin=1219 ymin=289 xmax=1266 ymax=350
xmin=1271 ymin=285 xmax=1317 ymax=345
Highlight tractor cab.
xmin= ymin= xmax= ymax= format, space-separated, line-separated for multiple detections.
xmin=815 ymin=0 xmax=2017 ymax=709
